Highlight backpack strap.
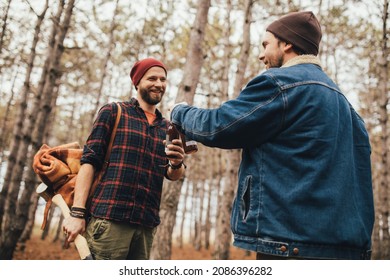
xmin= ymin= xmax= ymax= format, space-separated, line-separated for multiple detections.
xmin=104 ymin=102 xmax=122 ymax=165
xmin=88 ymin=102 xmax=122 ymax=201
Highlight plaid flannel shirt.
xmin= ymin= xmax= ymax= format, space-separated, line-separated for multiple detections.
xmin=81 ymin=98 xmax=169 ymax=228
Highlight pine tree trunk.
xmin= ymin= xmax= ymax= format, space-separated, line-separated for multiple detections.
xmin=191 ymin=181 xmax=199 ymax=248
xmin=204 ymin=176 xmax=213 ymax=249
xmin=213 ymin=0 xmax=253 ymax=260
xmin=150 ymin=180 xmax=183 ymax=260
xmin=0 ymin=0 xmax=49 ymax=232
xmin=41 ymin=204 xmax=55 ymax=240
xmin=376 ymin=0 xmax=390 ymax=259
xmin=0 ymin=0 xmax=75 ymax=260
xmin=54 ymin=214 xmax=64 ymax=243
xmin=213 ymin=0 xmax=232 ymax=260
xmin=174 ymin=0 xmax=210 ymax=105
xmin=190 ymin=181 xmax=197 ymax=246
xmin=194 ymin=182 xmax=205 ymax=250
xmin=0 ymin=0 xmax=12 ymax=68
xmin=177 ymin=181 xmax=190 ymax=248
xmin=0 ymin=66 xmax=20 ymax=165
xmin=89 ymin=0 xmax=120 ymax=124
xmin=18 ymin=192 xmax=39 ymax=252
xmin=150 ymin=0 xmax=210 ymax=260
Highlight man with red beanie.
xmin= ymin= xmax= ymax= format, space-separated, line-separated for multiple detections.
xmin=63 ymin=57 xmax=185 ymax=260
xmin=170 ymin=11 xmax=374 ymax=259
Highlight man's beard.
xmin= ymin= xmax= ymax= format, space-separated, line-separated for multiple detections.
xmin=139 ymin=87 xmax=163 ymax=105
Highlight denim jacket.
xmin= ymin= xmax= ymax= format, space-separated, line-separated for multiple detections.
xmin=171 ymin=56 xmax=375 ymax=259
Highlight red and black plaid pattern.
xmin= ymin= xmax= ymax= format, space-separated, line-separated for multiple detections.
xmin=81 ymin=98 xmax=169 ymax=228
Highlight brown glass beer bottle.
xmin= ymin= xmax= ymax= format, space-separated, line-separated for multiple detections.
xmin=179 ymin=131 xmax=198 ymax=154
xmin=166 ymin=122 xmax=180 ymax=159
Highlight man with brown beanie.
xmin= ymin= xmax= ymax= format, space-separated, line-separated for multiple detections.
xmin=170 ymin=11 xmax=374 ymax=259
xmin=63 ymin=57 xmax=185 ymax=260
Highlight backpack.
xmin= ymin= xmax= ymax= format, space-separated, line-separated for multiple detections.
xmin=32 ymin=103 xmax=122 ymax=229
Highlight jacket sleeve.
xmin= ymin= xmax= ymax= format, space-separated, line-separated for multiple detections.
xmin=171 ymin=74 xmax=286 ymax=149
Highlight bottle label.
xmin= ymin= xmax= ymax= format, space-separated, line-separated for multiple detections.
xmin=185 ymin=140 xmax=197 ymax=146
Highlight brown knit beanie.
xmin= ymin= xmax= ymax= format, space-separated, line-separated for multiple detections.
xmin=266 ymin=11 xmax=322 ymax=55
xmin=130 ymin=58 xmax=167 ymax=88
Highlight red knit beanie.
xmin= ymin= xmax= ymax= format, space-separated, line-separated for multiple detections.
xmin=266 ymin=11 xmax=322 ymax=55
xmin=130 ymin=58 xmax=167 ymax=87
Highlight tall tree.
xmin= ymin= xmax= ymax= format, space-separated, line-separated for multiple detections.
xmin=151 ymin=0 xmax=211 ymax=260
xmin=0 ymin=0 xmax=12 ymax=64
xmin=376 ymin=0 xmax=389 ymax=259
xmin=0 ymin=0 xmax=76 ymax=260
xmin=194 ymin=181 xmax=205 ymax=250
xmin=0 ymin=65 xmax=20 ymax=165
xmin=212 ymin=0 xmax=233 ymax=260
xmin=213 ymin=0 xmax=253 ymax=259
xmin=176 ymin=179 xmax=190 ymax=248
xmin=0 ymin=0 xmax=49 ymax=233
xmin=0 ymin=0 xmax=13 ymax=116
xmin=18 ymin=192 xmax=39 ymax=251
xmin=174 ymin=0 xmax=210 ymax=105
xmin=89 ymin=0 xmax=120 ymax=124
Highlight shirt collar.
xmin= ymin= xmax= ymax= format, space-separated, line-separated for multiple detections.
xmin=130 ymin=97 xmax=164 ymax=120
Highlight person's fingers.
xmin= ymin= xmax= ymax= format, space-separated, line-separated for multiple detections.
xmin=171 ymin=138 xmax=183 ymax=147
xmin=63 ymin=232 xmax=70 ymax=249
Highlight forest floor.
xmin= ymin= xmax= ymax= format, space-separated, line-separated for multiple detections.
xmin=13 ymin=230 xmax=256 ymax=260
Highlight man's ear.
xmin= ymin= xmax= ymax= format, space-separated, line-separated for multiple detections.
xmin=283 ymin=42 xmax=294 ymax=52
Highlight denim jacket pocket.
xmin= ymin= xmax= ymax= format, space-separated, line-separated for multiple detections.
xmin=242 ymin=175 xmax=252 ymax=221
xmin=231 ymin=175 xmax=253 ymax=233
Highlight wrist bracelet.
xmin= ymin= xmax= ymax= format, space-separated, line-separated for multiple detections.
xmin=69 ymin=211 xmax=86 ymax=219
xmin=169 ymin=161 xmax=186 ymax=170
xmin=71 ymin=206 xmax=86 ymax=214
xmin=70 ymin=206 xmax=87 ymax=219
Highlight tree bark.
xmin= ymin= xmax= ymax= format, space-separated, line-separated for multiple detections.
xmin=0 ymin=65 xmax=20 ymax=165
xmin=174 ymin=0 xmax=210 ymax=105
xmin=54 ymin=214 xmax=64 ymax=243
xmin=177 ymin=180 xmax=190 ymax=248
xmin=89 ymin=0 xmax=120 ymax=124
xmin=41 ymin=203 xmax=55 ymax=240
xmin=0 ymin=0 xmax=12 ymax=66
xmin=150 ymin=179 xmax=183 ymax=260
xmin=194 ymin=181 xmax=205 ymax=250
xmin=150 ymin=0 xmax=210 ymax=260
xmin=0 ymin=0 xmax=49 ymax=235
xmin=0 ymin=0 xmax=75 ymax=260
xmin=214 ymin=0 xmax=253 ymax=260
xmin=18 ymin=191 xmax=39 ymax=251
xmin=376 ymin=0 xmax=389 ymax=259
xmin=204 ymin=173 xmax=214 ymax=250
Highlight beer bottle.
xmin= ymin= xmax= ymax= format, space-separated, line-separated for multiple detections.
xmin=166 ymin=122 xmax=180 ymax=159
xmin=179 ymin=131 xmax=198 ymax=154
